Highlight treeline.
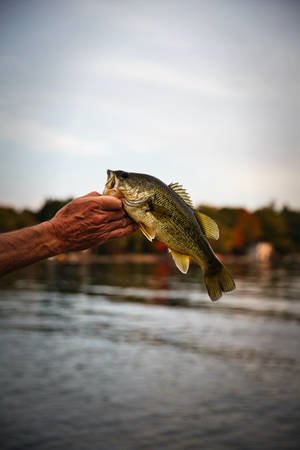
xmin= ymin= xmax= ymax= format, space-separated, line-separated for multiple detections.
xmin=0 ymin=199 xmax=299 ymax=255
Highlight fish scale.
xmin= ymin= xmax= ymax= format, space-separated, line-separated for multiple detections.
xmin=103 ymin=170 xmax=235 ymax=301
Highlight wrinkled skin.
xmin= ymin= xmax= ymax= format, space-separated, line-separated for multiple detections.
xmin=0 ymin=191 xmax=138 ymax=277
xmin=50 ymin=191 xmax=138 ymax=252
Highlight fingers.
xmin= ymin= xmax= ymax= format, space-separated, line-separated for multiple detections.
xmin=107 ymin=216 xmax=136 ymax=231
xmin=91 ymin=209 xmax=127 ymax=225
xmin=108 ymin=222 xmax=138 ymax=240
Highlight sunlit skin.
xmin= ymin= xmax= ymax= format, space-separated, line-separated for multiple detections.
xmin=0 ymin=192 xmax=138 ymax=277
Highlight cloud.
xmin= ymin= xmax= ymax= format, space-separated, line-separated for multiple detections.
xmin=0 ymin=114 xmax=106 ymax=155
xmin=86 ymin=57 xmax=236 ymax=98
xmin=0 ymin=0 xmax=299 ymax=208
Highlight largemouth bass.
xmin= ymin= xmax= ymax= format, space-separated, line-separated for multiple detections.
xmin=103 ymin=170 xmax=235 ymax=301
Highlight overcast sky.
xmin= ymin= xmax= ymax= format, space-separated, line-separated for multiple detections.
xmin=0 ymin=0 xmax=299 ymax=210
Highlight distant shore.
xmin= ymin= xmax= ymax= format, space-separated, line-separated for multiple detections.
xmin=50 ymin=251 xmax=300 ymax=265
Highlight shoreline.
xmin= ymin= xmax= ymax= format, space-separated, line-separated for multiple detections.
xmin=50 ymin=251 xmax=300 ymax=265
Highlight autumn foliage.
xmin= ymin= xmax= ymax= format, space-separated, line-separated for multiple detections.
xmin=0 ymin=199 xmax=299 ymax=255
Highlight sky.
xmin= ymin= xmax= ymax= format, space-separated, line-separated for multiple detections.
xmin=0 ymin=0 xmax=299 ymax=211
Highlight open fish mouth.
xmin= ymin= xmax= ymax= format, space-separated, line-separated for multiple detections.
xmin=105 ymin=169 xmax=116 ymax=189
xmin=103 ymin=169 xmax=123 ymax=198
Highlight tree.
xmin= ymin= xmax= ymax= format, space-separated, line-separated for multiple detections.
xmin=0 ymin=206 xmax=37 ymax=232
xmin=36 ymin=198 xmax=73 ymax=222
xmin=255 ymin=205 xmax=292 ymax=253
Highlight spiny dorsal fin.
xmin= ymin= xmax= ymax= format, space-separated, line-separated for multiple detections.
xmin=195 ymin=211 xmax=219 ymax=240
xmin=168 ymin=248 xmax=190 ymax=273
xmin=139 ymin=223 xmax=155 ymax=241
xmin=169 ymin=182 xmax=194 ymax=208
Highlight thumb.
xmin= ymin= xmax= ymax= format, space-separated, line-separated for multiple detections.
xmin=98 ymin=195 xmax=123 ymax=210
xmin=81 ymin=191 xmax=101 ymax=198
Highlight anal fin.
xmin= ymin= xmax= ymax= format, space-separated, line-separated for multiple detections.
xmin=169 ymin=249 xmax=190 ymax=274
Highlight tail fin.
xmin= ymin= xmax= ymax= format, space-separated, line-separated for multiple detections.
xmin=204 ymin=265 xmax=235 ymax=301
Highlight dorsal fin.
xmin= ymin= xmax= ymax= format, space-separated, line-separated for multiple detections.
xmin=195 ymin=211 xmax=219 ymax=240
xmin=169 ymin=182 xmax=194 ymax=208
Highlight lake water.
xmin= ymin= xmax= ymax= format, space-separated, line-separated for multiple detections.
xmin=0 ymin=257 xmax=300 ymax=450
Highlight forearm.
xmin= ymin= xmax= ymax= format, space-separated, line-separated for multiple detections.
xmin=0 ymin=194 xmax=138 ymax=277
xmin=0 ymin=222 xmax=62 ymax=276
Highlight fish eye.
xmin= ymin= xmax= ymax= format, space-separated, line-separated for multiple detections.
xmin=120 ymin=171 xmax=129 ymax=179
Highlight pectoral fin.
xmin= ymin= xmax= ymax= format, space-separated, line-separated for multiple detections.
xmin=169 ymin=249 xmax=190 ymax=274
xmin=195 ymin=211 xmax=219 ymax=240
xmin=139 ymin=223 xmax=155 ymax=242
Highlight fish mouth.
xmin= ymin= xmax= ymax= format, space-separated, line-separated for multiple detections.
xmin=106 ymin=169 xmax=117 ymax=189
xmin=103 ymin=169 xmax=123 ymax=198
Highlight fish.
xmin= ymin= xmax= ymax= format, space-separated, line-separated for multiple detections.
xmin=103 ymin=170 xmax=235 ymax=301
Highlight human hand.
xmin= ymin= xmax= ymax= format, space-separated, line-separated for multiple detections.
xmin=49 ymin=192 xmax=138 ymax=253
